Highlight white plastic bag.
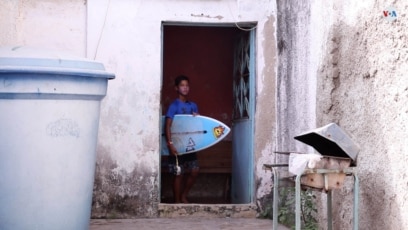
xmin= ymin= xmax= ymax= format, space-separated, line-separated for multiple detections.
xmin=307 ymin=154 xmax=323 ymax=168
xmin=288 ymin=153 xmax=323 ymax=175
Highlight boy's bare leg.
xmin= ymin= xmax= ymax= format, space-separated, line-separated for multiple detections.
xmin=173 ymin=175 xmax=183 ymax=203
xmin=181 ymin=169 xmax=199 ymax=203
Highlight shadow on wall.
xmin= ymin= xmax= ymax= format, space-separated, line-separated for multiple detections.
xmin=317 ymin=14 xmax=405 ymax=229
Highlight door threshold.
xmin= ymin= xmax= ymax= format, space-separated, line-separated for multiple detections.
xmin=158 ymin=203 xmax=257 ymax=218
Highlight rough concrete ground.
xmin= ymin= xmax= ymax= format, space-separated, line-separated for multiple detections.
xmin=90 ymin=218 xmax=290 ymax=230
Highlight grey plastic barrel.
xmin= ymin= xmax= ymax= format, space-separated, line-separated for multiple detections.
xmin=0 ymin=47 xmax=115 ymax=230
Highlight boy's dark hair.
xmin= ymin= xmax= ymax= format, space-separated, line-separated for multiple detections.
xmin=174 ymin=75 xmax=189 ymax=86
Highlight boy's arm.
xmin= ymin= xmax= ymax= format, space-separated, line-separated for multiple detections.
xmin=165 ymin=117 xmax=177 ymax=156
xmin=192 ymin=103 xmax=199 ymax=116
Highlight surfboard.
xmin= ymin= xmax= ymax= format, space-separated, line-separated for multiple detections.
xmin=161 ymin=115 xmax=231 ymax=155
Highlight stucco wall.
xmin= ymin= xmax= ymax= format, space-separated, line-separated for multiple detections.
xmin=87 ymin=0 xmax=277 ymax=217
xmin=314 ymin=1 xmax=408 ymax=229
xmin=0 ymin=0 xmax=278 ymax=218
xmin=280 ymin=1 xmax=408 ymax=229
xmin=275 ymin=0 xmax=317 ymax=156
xmin=0 ymin=0 xmax=86 ymax=56
xmin=4 ymin=1 xmax=406 ymax=227
xmin=273 ymin=0 xmax=320 ymax=226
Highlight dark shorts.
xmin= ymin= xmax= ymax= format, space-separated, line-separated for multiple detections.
xmin=167 ymin=153 xmax=199 ymax=175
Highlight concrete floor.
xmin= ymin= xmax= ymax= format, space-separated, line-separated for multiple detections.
xmin=90 ymin=218 xmax=290 ymax=230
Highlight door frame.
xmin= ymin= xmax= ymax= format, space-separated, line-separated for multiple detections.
xmin=160 ymin=22 xmax=257 ymax=204
xmin=231 ymin=28 xmax=256 ymax=204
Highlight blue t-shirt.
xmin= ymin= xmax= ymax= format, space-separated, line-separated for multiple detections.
xmin=165 ymin=99 xmax=198 ymax=119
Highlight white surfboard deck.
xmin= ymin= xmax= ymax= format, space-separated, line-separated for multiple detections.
xmin=161 ymin=115 xmax=231 ymax=155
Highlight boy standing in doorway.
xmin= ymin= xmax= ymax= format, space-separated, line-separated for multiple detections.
xmin=165 ymin=75 xmax=199 ymax=203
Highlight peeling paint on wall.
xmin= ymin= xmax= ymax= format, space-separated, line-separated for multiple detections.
xmin=92 ymin=145 xmax=159 ymax=218
xmin=254 ymin=15 xmax=277 ymax=203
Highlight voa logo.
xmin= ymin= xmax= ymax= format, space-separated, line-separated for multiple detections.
xmin=383 ymin=6 xmax=397 ymax=22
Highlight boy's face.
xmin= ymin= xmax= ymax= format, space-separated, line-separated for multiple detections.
xmin=176 ymin=80 xmax=190 ymax=96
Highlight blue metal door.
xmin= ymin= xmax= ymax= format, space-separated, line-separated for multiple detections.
xmin=231 ymin=30 xmax=255 ymax=204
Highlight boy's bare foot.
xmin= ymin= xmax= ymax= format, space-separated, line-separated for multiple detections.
xmin=181 ymin=196 xmax=189 ymax=203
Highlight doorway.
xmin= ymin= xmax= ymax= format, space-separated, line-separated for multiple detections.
xmin=160 ymin=24 xmax=255 ymax=204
